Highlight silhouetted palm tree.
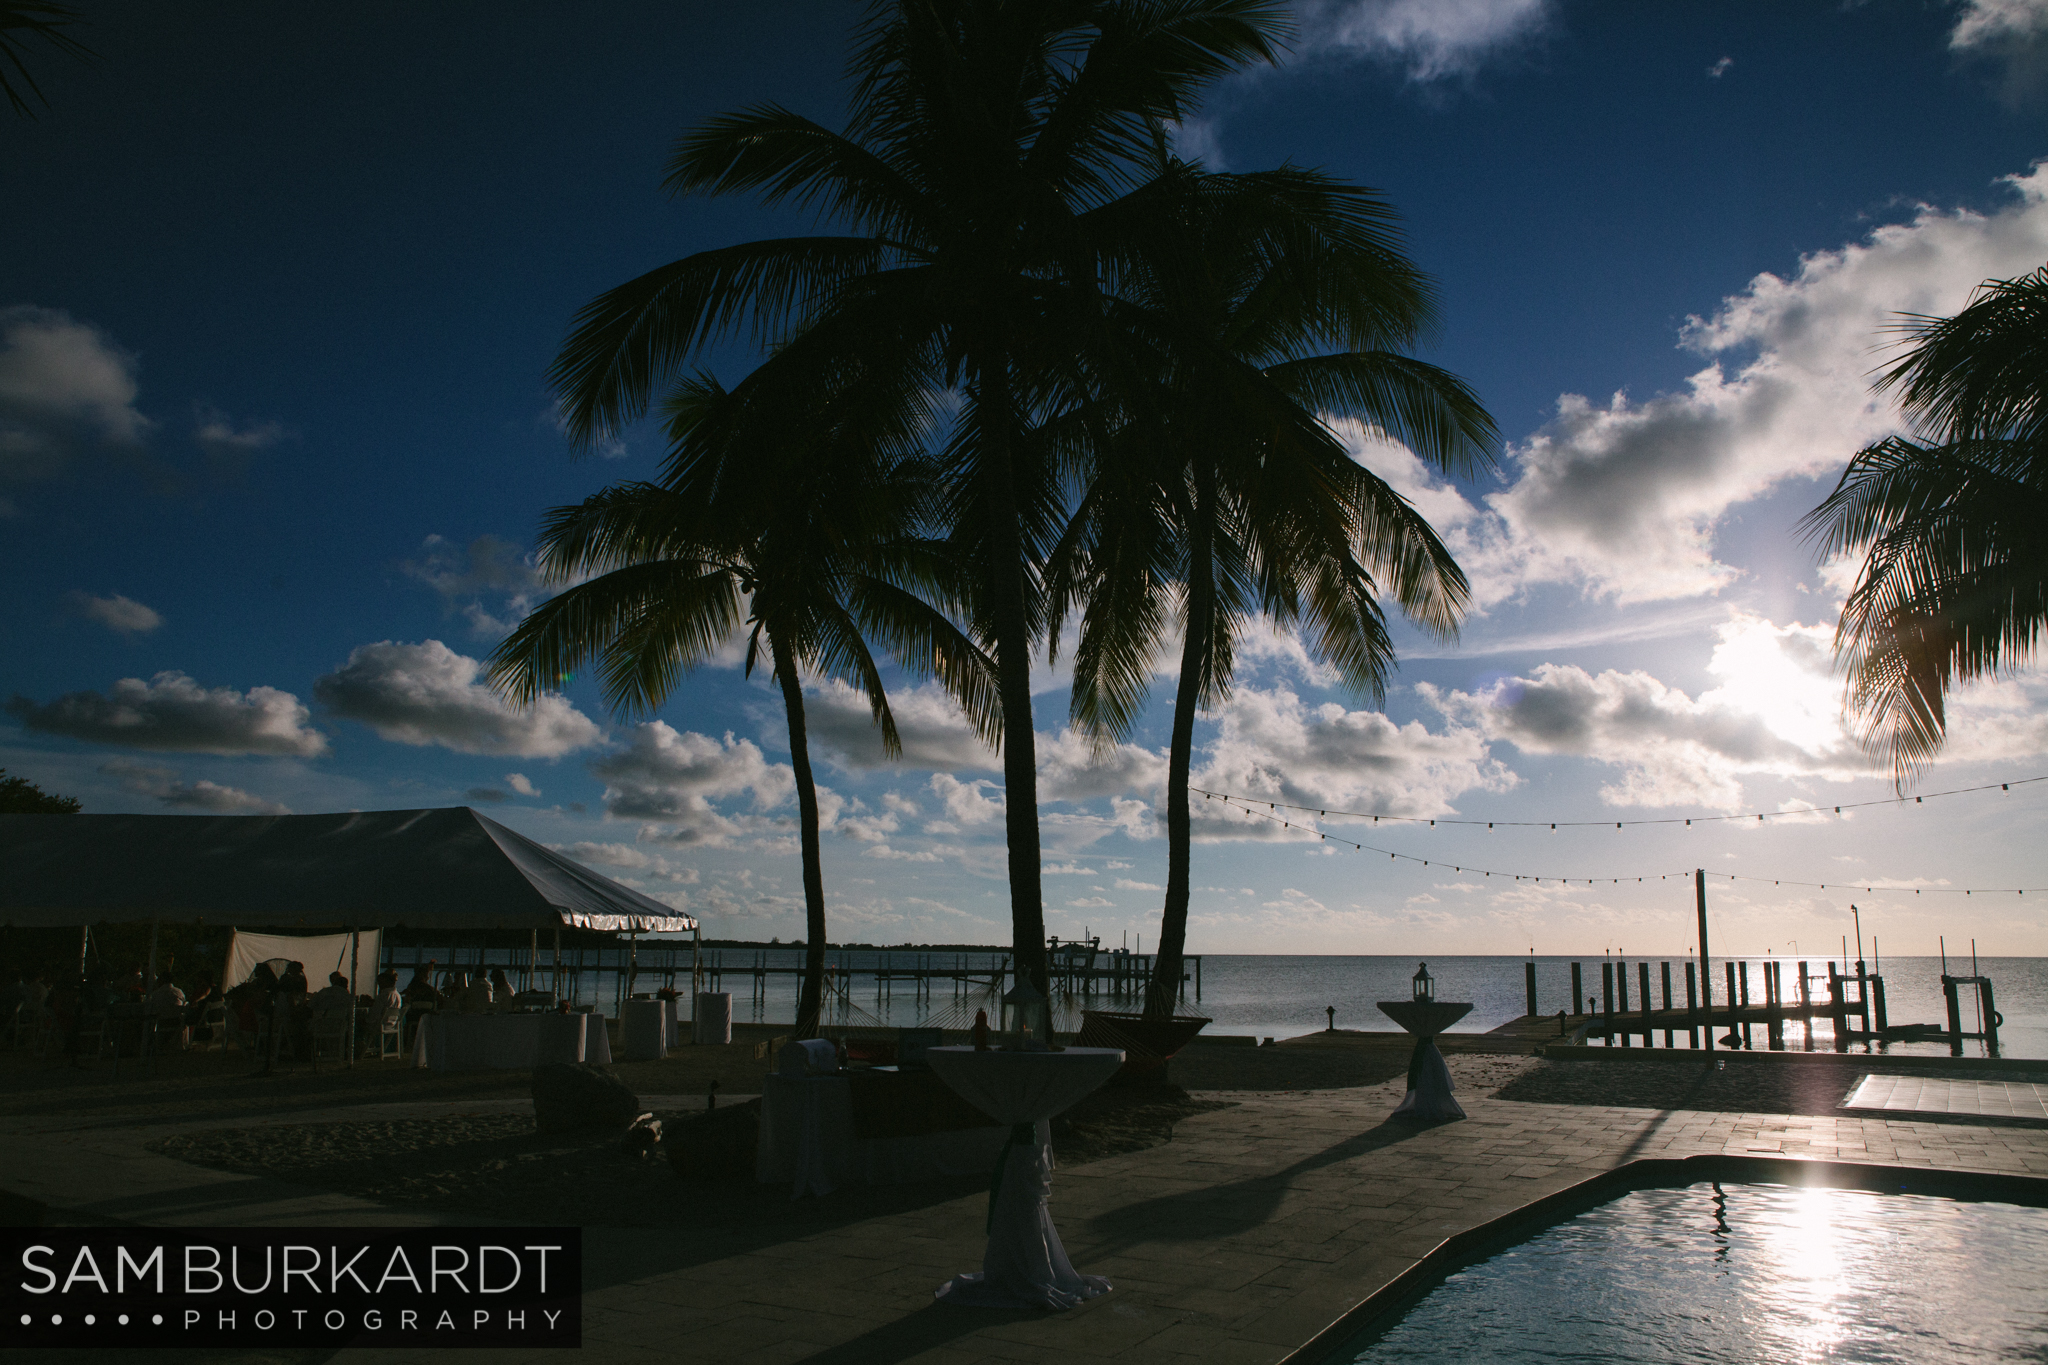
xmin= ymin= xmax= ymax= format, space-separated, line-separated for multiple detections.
xmin=1802 ymin=265 xmax=2048 ymax=783
xmin=1 ymin=1 xmax=90 ymax=118
xmin=1053 ymin=162 xmax=1497 ymax=1016
xmin=492 ymin=371 xmax=995 ymax=1036
xmin=549 ymin=1 xmax=1288 ymax=995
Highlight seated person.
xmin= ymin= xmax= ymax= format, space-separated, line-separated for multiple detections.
xmin=116 ymin=964 xmax=146 ymax=1001
xmin=458 ymin=971 xmax=493 ymax=1015
xmin=145 ymin=974 xmax=186 ymax=1016
xmin=401 ymin=963 xmax=443 ymax=1007
xmin=487 ymin=968 xmax=514 ymax=1011
xmin=312 ymin=969 xmax=351 ymax=1007
xmin=182 ymin=969 xmax=217 ymax=1021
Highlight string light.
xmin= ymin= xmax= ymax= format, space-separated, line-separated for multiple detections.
xmin=1191 ymin=773 xmax=2045 ymax=831
xmin=1201 ymin=791 xmax=2042 ymax=895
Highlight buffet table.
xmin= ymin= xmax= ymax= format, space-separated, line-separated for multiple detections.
xmin=925 ymin=1045 xmax=1125 ymax=1310
xmin=412 ymin=1011 xmax=611 ymax=1070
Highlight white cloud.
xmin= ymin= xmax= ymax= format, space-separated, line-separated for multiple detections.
xmin=401 ymin=534 xmax=554 ymax=638
xmin=863 ymin=843 xmax=945 ymax=863
xmin=549 ymin=840 xmax=699 ymax=883
xmin=590 ymin=721 xmax=792 ymax=846
xmin=66 ymin=590 xmax=162 ymax=635
xmin=315 ymin=640 xmax=602 ymax=758
xmin=804 ymin=679 xmax=997 ymax=772
xmin=1035 ymin=728 xmax=1167 ymax=803
xmin=1114 ymin=877 xmax=1164 ymax=891
xmin=8 ymin=671 xmax=327 ymax=757
xmin=1346 ymin=167 xmax=2048 ymax=607
xmin=192 ymin=407 xmax=284 ymax=474
xmin=1707 ymin=55 xmax=1733 ymax=79
xmin=929 ymin=773 xmax=1003 ymax=826
xmin=1068 ymin=896 xmax=1115 ymax=908
xmin=1189 ymin=683 xmax=1516 ymax=837
xmin=505 ymin=772 xmax=539 ymax=796
xmin=99 ymin=758 xmax=290 ymax=814
xmin=1421 ymin=614 xmax=1918 ymax=808
xmin=0 ymin=306 xmax=150 ymax=488
xmin=1951 ymin=0 xmax=2048 ymax=105
xmin=1297 ymin=0 xmax=1552 ymax=81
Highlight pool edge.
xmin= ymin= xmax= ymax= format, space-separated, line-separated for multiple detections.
xmin=1276 ymin=1153 xmax=2048 ymax=1365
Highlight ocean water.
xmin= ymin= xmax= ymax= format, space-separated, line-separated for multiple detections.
xmin=1338 ymin=1182 xmax=2048 ymax=1363
xmin=396 ymin=944 xmax=2048 ymax=1060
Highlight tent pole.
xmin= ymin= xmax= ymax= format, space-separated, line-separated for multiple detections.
xmin=144 ymin=915 xmax=161 ymax=1065
xmin=348 ymin=927 xmax=359 ymax=1070
xmin=552 ymin=925 xmax=561 ymax=1002
xmin=79 ymin=925 xmax=88 ymax=977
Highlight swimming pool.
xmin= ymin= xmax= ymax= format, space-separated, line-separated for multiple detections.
xmin=1334 ymin=1181 xmax=2048 ymax=1363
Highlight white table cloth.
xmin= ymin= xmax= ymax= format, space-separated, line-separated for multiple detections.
xmin=413 ymin=1011 xmax=610 ymax=1070
xmin=925 ymin=1046 xmax=1124 ymax=1311
xmin=1377 ymin=1000 xmax=1472 ymax=1121
xmin=694 ymin=991 xmax=732 ymax=1045
xmin=755 ymin=1073 xmax=1008 ymax=1197
xmin=621 ymin=999 xmax=667 ymax=1061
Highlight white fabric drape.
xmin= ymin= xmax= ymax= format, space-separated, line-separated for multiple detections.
xmin=226 ymin=929 xmax=382 ymax=995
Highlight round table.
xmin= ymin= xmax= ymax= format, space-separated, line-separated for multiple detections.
xmin=925 ymin=1045 xmax=1124 ymax=1310
xmin=1375 ymin=1000 xmax=1473 ymax=1120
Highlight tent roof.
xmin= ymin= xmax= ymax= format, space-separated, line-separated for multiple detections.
xmin=0 ymin=808 xmax=695 ymax=933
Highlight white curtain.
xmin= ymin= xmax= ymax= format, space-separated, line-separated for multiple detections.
xmin=226 ymin=928 xmax=383 ymax=994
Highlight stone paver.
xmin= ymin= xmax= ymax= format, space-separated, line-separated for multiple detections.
xmin=1843 ymin=1073 xmax=2048 ymax=1119
xmin=8 ymin=1072 xmax=2048 ymax=1363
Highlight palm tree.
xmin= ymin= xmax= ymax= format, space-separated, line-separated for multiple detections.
xmin=492 ymin=371 xmax=995 ymax=1037
xmin=1053 ymin=162 xmax=1497 ymax=1018
xmin=548 ymin=1 xmax=1289 ymax=996
xmin=1 ymin=1 xmax=91 ymax=118
xmin=1801 ymin=264 xmax=2048 ymax=783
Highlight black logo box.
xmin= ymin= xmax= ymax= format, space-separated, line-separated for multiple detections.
xmin=4 ymin=1227 xmax=581 ymax=1349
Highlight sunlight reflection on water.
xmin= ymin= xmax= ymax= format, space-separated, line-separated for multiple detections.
xmin=1345 ymin=1182 xmax=2048 ymax=1363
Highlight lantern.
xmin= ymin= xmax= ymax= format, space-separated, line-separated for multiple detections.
xmin=1002 ymin=977 xmax=1051 ymax=1049
xmin=1412 ymin=962 xmax=1434 ymax=1003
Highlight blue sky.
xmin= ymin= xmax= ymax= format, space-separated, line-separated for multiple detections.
xmin=5 ymin=1 xmax=2047 ymax=957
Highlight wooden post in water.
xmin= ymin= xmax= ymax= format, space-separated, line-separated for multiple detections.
xmin=1695 ymin=870 xmax=1713 ymax=1051
xmin=1639 ymin=962 xmax=1654 ymax=1048
xmin=1525 ymin=959 xmax=1538 ymax=1018
xmin=1738 ymin=961 xmax=1752 ymax=1049
xmin=1981 ymin=978 xmax=2000 ymax=1055
xmin=1616 ymin=962 xmax=1630 ymax=1046
xmin=1830 ymin=963 xmax=1850 ymax=1052
xmin=1684 ymin=960 xmax=1699 ymax=1046
xmin=1601 ymin=962 xmax=1614 ymax=1045
xmin=1661 ymin=961 xmax=1674 ymax=1047
xmin=1724 ymin=962 xmax=1740 ymax=1048
xmin=1571 ymin=961 xmax=1584 ymax=1017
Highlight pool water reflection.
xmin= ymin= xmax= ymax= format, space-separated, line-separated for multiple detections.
xmin=1342 ymin=1182 xmax=2048 ymax=1363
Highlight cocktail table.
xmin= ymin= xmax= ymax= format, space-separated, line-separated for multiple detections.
xmin=1376 ymin=999 xmax=1472 ymax=1120
xmin=925 ymin=1045 xmax=1124 ymax=1309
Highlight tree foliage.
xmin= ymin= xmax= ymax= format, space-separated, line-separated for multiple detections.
xmin=0 ymin=768 xmax=81 ymax=813
xmin=1802 ymin=266 xmax=2048 ymax=784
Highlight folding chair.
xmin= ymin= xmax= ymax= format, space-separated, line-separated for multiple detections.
xmin=308 ymin=1014 xmax=349 ymax=1071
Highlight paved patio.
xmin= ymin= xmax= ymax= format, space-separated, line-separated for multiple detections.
xmin=10 ymin=1066 xmax=2047 ymax=1364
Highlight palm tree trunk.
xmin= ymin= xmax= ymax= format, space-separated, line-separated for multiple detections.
xmin=977 ymin=349 xmax=1049 ymax=999
xmin=772 ymin=634 xmax=829 ymax=1039
xmin=1149 ymin=474 xmax=1213 ymax=1019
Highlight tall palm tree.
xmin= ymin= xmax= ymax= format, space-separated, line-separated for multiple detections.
xmin=548 ymin=0 xmax=1289 ymax=996
xmin=492 ymin=371 xmax=996 ymax=1037
xmin=1801 ymin=265 xmax=2048 ymax=783
xmin=1 ymin=1 xmax=90 ymax=117
xmin=1053 ymin=162 xmax=1497 ymax=1017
